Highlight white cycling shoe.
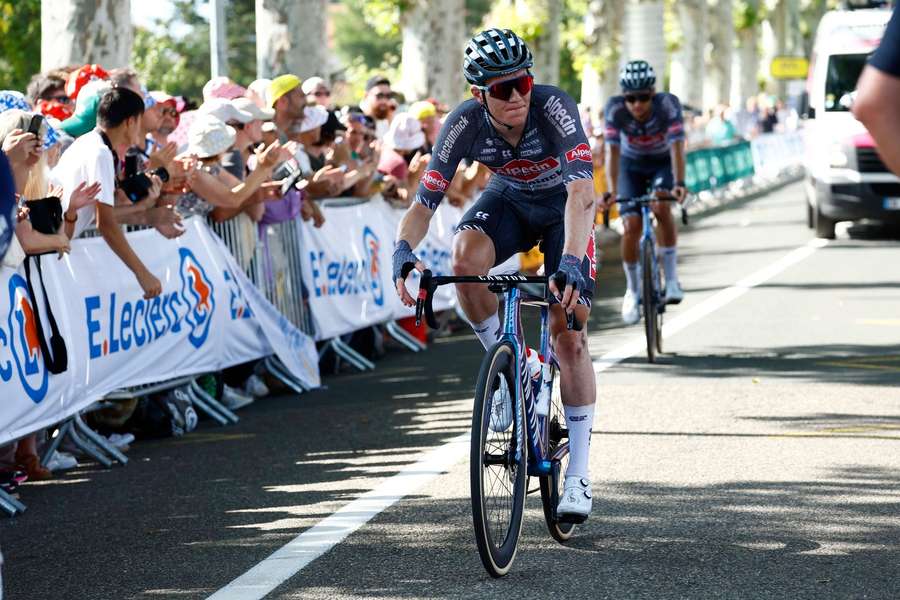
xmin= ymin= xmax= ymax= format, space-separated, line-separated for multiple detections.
xmin=664 ymin=279 xmax=684 ymax=305
xmin=489 ymin=378 xmax=513 ymax=432
xmin=621 ymin=290 xmax=640 ymax=325
xmin=557 ymin=476 xmax=592 ymax=523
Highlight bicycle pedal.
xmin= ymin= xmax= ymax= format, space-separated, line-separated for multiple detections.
xmin=557 ymin=512 xmax=588 ymax=525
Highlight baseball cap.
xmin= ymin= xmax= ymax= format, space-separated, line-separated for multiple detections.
xmin=301 ymin=76 xmax=327 ymax=95
xmin=199 ymin=97 xmax=254 ymax=124
xmin=408 ymin=100 xmax=437 ymax=121
xmin=299 ymin=105 xmax=329 ymax=133
xmin=148 ymin=91 xmax=177 ymax=107
xmin=187 ymin=114 xmax=236 ymax=158
xmin=232 ymin=97 xmax=274 ymax=121
xmin=246 ymin=78 xmax=272 ymax=109
xmin=365 ymin=75 xmax=390 ymax=92
xmin=269 ymin=74 xmax=302 ymax=108
xmin=59 ymin=79 xmax=112 ymax=138
xmin=202 ymin=76 xmax=247 ymax=102
xmin=384 ymin=112 xmax=425 ymax=151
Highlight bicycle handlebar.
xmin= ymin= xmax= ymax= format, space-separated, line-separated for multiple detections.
xmin=414 ymin=270 xmax=583 ymax=331
xmin=601 ymin=191 xmax=691 ymax=227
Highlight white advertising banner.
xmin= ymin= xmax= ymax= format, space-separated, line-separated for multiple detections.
xmin=0 ymin=219 xmax=319 ymax=445
xmin=299 ymin=197 xmax=463 ymax=340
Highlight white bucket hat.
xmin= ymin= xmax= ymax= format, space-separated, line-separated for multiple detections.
xmin=384 ymin=112 xmax=426 ymax=151
xmin=232 ymin=97 xmax=274 ymax=121
xmin=200 ymin=97 xmax=254 ymax=124
xmin=187 ymin=113 xmax=236 ymax=158
xmin=299 ymin=105 xmax=329 ymax=133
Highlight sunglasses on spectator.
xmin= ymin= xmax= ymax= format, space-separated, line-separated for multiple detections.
xmin=479 ymin=74 xmax=534 ymax=102
xmin=160 ymin=107 xmax=178 ymax=117
xmin=374 ymin=92 xmax=393 ymax=100
xmin=50 ymin=95 xmax=72 ymax=104
xmin=228 ymin=121 xmax=246 ymax=130
xmin=624 ymin=93 xmax=652 ymax=104
xmin=313 ymin=90 xmax=331 ymax=97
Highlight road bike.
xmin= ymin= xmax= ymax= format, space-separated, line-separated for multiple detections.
xmin=416 ymin=270 xmax=581 ymax=577
xmin=607 ymin=191 xmax=688 ymax=363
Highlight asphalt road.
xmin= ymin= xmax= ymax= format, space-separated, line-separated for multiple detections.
xmin=3 ymin=180 xmax=899 ymax=600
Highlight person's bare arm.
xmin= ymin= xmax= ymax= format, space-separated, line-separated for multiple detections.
xmin=853 ymin=65 xmax=900 ymax=176
xmin=670 ymin=139 xmax=687 ymax=201
xmin=550 ymin=178 xmax=595 ymax=309
xmin=393 ymin=202 xmax=433 ymax=305
xmin=96 ymin=203 xmax=161 ymax=299
xmin=605 ymin=143 xmax=620 ymax=206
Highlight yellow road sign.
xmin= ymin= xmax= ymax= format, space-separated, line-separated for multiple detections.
xmin=771 ymin=56 xmax=809 ymax=80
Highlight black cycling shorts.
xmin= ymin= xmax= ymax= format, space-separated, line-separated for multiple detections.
xmin=455 ymin=186 xmax=595 ymax=307
xmin=617 ymin=153 xmax=674 ymax=217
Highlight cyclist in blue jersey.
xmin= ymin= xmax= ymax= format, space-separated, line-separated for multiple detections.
xmin=392 ymin=29 xmax=598 ymax=521
xmin=599 ymin=60 xmax=688 ymax=326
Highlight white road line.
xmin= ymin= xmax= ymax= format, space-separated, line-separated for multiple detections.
xmin=208 ymin=238 xmax=827 ymax=599
xmin=593 ymin=238 xmax=828 ymax=373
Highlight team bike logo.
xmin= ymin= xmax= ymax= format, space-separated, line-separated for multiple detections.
xmin=6 ymin=274 xmax=47 ymax=403
xmin=491 ymin=157 xmax=560 ymax=182
xmin=179 ymin=248 xmax=216 ymax=348
xmin=565 ymin=143 xmax=592 ymax=164
xmin=363 ymin=226 xmax=385 ymax=307
xmin=422 ymin=170 xmax=450 ymax=193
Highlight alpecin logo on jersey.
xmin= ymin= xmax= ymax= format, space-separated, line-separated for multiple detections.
xmin=491 ymin=157 xmax=560 ymax=182
xmin=544 ymin=96 xmax=577 ymax=137
xmin=2 ymin=274 xmax=47 ymax=403
xmin=422 ymin=170 xmax=449 ymax=193
xmin=565 ymin=143 xmax=592 ymax=164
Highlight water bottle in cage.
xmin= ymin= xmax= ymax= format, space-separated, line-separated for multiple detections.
xmin=526 ymin=347 xmax=550 ymax=416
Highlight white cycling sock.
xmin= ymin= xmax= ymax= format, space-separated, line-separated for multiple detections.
xmin=563 ymin=403 xmax=595 ymax=480
xmin=659 ymin=246 xmax=678 ymax=284
xmin=471 ymin=313 xmax=501 ymax=350
xmin=623 ymin=261 xmax=640 ymax=296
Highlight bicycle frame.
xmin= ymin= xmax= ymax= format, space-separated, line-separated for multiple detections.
xmin=638 ymin=201 xmax=663 ymax=309
xmin=415 ymin=272 xmax=571 ymax=479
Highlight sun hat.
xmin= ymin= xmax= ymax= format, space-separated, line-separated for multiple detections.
xmin=408 ymin=100 xmax=437 ymax=121
xmin=246 ymin=79 xmax=272 ymax=109
xmin=199 ymin=97 xmax=254 ymax=124
xmin=59 ymin=79 xmax=112 ymax=138
xmin=384 ymin=112 xmax=425 ymax=151
xmin=231 ymin=97 xmax=274 ymax=121
xmin=268 ymin=75 xmax=302 ymax=108
xmin=202 ymin=76 xmax=247 ymax=102
xmin=299 ymin=105 xmax=328 ymax=133
xmin=301 ymin=76 xmax=327 ymax=95
xmin=187 ymin=114 xmax=236 ymax=159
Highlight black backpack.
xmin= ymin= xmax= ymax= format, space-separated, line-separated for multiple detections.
xmin=126 ymin=387 xmax=198 ymax=439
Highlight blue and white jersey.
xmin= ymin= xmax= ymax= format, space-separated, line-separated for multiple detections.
xmin=414 ymin=85 xmax=593 ymax=210
xmin=604 ymin=92 xmax=685 ymax=159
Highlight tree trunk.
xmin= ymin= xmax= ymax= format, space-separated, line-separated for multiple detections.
xmin=41 ymin=0 xmax=132 ymax=71
xmin=706 ymin=0 xmax=733 ymax=109
xmin=527 ymin=0 xmax=561 ymax=86
xmin=623 ymin=0 xmax=667 ymax=86
xmin=399 ymin=0 xmax=466 ymax=105
xmin=733 ymin=0 xmax=760 ymax=107
xmin=670 ymin=0 xmax=706 ymax=109
xmin=581 ymin=0 xmax=625 ymax=118
xmin=256 ymin=0 xmax=329 ymax=79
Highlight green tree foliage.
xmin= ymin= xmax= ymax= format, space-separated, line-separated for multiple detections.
xmin=0 ymin=0 xmax=41 ymax=92
xmin=132 ymin=0 xmax=258 ymax=100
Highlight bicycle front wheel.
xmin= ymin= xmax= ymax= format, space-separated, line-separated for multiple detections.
xmin=470 ymin=340 xmax=527 ymax=578
xmin=641 ymin=239 xmax=657 ymax=363
xmin=539 ymin=365 xmax=576 ymax=543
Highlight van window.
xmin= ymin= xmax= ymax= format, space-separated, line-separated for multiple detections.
xmin=824 ymin=52 xmax=874 ymax=111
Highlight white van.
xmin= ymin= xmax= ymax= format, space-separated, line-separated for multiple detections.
xmin=804 ymin=6 xmax=896 ymax=238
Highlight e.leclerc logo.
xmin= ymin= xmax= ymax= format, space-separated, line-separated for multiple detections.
xmin=309 ymin=226 xmax=385 ymax=306
xmin=82 ymin=247 xmax=217 ymax=361
xmin=4 ymin=274 xmax=48 ymax=403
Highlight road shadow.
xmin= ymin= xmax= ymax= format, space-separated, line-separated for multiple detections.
xmin=275 ymin=465 xmax=900 ymax=600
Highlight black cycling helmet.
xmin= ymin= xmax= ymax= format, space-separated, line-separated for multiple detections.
xmin=464 ymin=28 xmax=534 ymax=86
xmin=619 ymin=60 xmax=656 ymax=91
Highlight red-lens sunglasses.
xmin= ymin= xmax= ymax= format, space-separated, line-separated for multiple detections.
xmin=482 ymin=74 xmax=534 ymax=102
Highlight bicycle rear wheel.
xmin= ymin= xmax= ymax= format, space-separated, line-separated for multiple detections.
xmin=641 ymin=239 xmax=657 ymax=363
xmin=539 ymin=365 xmax=576 ymax=543
xmin=471 ymin=340 xmax=527 ymax=578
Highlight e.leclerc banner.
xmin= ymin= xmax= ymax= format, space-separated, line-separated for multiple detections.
xmin=0 ymin=218 xmax=319 ymax=444
xmin=298 ymin=197 xmax=462 ymax=341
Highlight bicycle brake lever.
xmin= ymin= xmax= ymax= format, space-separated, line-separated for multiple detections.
xmin=681 ymin=205 xmax=689 ymax=226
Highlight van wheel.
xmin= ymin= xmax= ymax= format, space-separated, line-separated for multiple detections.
xmin=814 ymin=205 xmax=836 ymax=239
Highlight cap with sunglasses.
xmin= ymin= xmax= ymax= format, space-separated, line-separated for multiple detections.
xmin=365 ymin=75 xmax=391 ymax=92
